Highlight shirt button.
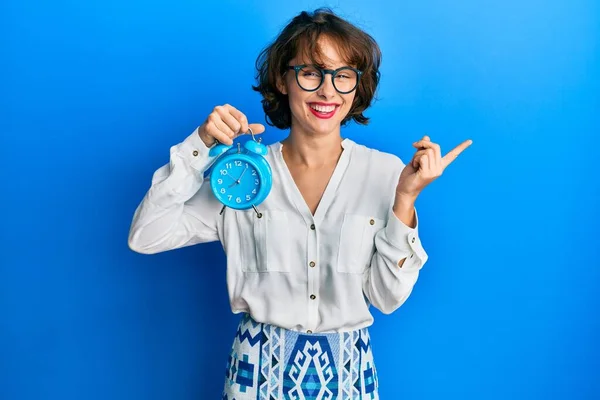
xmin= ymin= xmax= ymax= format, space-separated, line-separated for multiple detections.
xmin=310 ymin=224 xmax=315 ymax=230
xmin=369 ymin=218 xmax=375 ymax=225
xmin=310 ymin=294 xmax=316 ymax=300
xmin=411 ymin=237 xmax=416 ymax=243
xmin=192 ymin=150 xmax=199 ymax=156
xmin=309 ymin=261 xmax=316 ymax=268
xmin=307 ymin=330 xmax=313 ymax=334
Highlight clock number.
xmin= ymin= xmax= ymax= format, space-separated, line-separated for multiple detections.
xmin=214 ymin=158 xmax=267 ymax=207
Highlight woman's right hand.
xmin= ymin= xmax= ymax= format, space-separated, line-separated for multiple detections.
xmin=198 ymin=104 xmax=266 ymax=147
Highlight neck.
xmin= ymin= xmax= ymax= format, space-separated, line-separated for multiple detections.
xmin=281 ymin=127 xmax=344 ymax=168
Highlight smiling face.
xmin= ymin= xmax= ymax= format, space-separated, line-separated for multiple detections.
xmin=278 ymin=36 xmax=357 ymax=139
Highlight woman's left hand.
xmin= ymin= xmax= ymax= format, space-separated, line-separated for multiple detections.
xmin=396 ymin=135 xmax=473 ymax=200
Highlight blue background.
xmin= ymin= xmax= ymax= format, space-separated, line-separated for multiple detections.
xmin=2 ymin=0 xmax=599 ymax=399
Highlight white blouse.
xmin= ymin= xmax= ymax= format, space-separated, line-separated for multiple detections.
xmin=128 ymin=127 xmax=429 ymax=333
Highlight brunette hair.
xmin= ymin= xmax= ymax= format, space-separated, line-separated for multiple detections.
xmin=252 ymin=8 xmax=382 ymax=129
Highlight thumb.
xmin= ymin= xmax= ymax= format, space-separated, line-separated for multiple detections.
xmin=248 ymin=123 xmax=265 ymax=135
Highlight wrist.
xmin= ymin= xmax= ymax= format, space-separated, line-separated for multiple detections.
xmin=392 ymin=192 xmax=417 ymax=228
xmin=197 ymin=127 xmax=215 ymax=148
xmin=394 ymin=191 xmax=418 ymax=207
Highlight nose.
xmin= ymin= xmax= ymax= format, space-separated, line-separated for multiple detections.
xmin=316 ymin=74 xmax=336 ymax=98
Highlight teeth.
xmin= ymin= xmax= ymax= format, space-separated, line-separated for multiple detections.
xmin=310 ymin=104 xmax=336 ymax=113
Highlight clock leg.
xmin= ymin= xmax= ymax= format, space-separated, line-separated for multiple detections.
xmin=252 ymin=205 xmax=262 ymax=219
xmin=219 ymin=205 xmax=226 ymax=215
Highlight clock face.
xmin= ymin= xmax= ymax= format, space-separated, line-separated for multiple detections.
xmin=212 ymin=158 xmax=262 ymax=207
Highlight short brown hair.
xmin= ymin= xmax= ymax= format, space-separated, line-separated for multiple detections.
xmin=252 ymin=8 xmax=382 ymax=129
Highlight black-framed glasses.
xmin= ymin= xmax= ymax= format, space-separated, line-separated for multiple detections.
xmin=287 ymin=64 xmax=363 ymax=94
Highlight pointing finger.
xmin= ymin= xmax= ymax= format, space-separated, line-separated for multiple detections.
xmin=442 ymin=139 xmax=473 ymax=168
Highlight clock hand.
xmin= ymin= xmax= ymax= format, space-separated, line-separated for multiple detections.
xmin=229 ymin=165 xmax=249 ymax=187
xmin=227 ymin=165 xmax=249 ymax=188
xmin=223 ymin=171 xmax=236 ymax=181
xmin=237 ymin=165 xmax=249 ymax=182
xmin=223 ymin=171 xmax=237 ymax=186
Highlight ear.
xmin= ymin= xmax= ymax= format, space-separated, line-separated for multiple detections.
xmin=276 ymin=73 xmax=288 ymax=95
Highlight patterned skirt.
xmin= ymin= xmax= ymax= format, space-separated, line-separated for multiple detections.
xmin=222 ymin=313 xmax=379 ymax=400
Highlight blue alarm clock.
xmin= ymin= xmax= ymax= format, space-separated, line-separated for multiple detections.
xmin=208 ymin=128 xmax=272 ymax=217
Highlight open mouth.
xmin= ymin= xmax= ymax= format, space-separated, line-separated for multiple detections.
xmin=308 ymin=103 xmax=340 ymax=119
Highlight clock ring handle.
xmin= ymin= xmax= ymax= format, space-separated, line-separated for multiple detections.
xmin=247 ymin=126 xmax=262 ymax=143
xmin=212 ymin=127 xmax=258 ymax=145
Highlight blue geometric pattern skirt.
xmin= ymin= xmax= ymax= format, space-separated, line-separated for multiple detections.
xmin=222 ymin=313 xmax=379 ymax=399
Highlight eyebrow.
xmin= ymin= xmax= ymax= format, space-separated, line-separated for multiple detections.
xmin=296 ymin=59 xmax=351 ymax=69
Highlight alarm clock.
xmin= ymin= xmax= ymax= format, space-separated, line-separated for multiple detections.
xmin=208 ymin=128 xmax=272 ymax=217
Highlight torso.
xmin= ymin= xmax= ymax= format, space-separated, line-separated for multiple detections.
xmin=281 ymin=139 xmax=344 ymax=216
xmin=285 ymin=163 xmax=337 ymax=215
xmin=217 ymin=138 xmax=407 ymax=332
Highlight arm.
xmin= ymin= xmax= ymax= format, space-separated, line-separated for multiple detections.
xmin=127 ymin=127 xmax=223 ymax=254
xmin=362 ymin=195 xmax=428 ymax=315
xmin=128 ymin=104 xmax=267 ymax=254
xmin=363 ymin=134 xmax=472 ymax=314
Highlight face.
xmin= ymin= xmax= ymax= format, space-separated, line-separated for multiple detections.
xmin=278 ymin=36 xmax=357 ymax=139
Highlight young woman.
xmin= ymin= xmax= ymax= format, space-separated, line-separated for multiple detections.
xmin=128 ymin=8 xmax=471 ymax=399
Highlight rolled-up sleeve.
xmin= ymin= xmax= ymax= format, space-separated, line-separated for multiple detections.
xmin=363 ymin=206 xmax=428 ymax=314
xmin=127 ymin=127 xmax=223 ymax=254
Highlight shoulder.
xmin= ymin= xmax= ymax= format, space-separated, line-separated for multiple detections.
xmin=345 ymin=138 xmax=405 ymax=174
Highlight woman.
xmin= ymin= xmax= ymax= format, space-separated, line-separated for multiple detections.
xmin=128 ymin=8 xmax=471 ymax=399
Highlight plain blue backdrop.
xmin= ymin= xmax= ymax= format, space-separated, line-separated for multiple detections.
xmin=2 ymin=0 xmax=599 ymax=399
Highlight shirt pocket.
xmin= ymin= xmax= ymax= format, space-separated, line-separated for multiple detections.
xmin=236 ymin=210 xmax=291 ymax=273
xmin=337 ymin=213 xmax=385 ymax=274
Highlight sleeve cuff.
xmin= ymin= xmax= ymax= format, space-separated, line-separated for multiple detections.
xmin=385 ymin=207 xmax=428 ymax=262
xmin=175 ymin=126 xmax=216 ymax=172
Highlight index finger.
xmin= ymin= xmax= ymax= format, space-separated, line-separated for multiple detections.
xmin=442 ymin=139 xmax=473 ymax=168
xmin=225 ymin=105 xmax=266 ymax=137
xmin=224 ymin=104 xmax=249 ymax=134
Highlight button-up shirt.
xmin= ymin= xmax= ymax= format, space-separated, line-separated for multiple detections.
xmin=128 ymin=127 xmax=428 ymax=333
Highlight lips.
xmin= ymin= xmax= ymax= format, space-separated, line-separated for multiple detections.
xmin=308 ymin=102 xmax=340 ymax=119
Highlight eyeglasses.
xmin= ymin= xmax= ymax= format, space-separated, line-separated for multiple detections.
xmin=287 ymin=64 xmax=363 ymax=94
